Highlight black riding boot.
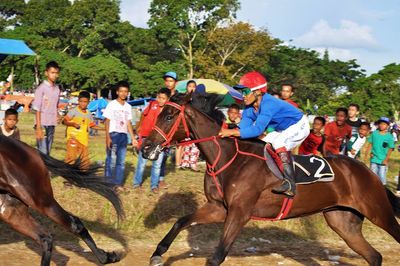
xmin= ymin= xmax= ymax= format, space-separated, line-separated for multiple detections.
xmin=271 ymin=151 xmax=296 ymax=197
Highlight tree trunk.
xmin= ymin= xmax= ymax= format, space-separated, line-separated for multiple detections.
xmin=188 ymin=39 xmax=193 ymax=79
xmin=34 ymin=56 xmax=40 ymax=87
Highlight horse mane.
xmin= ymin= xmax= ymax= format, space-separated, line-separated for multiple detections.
xmin=172 ymin=92 xmax=226 ymax=126
xmin=171 ymin=92 xmax=265 ymax=149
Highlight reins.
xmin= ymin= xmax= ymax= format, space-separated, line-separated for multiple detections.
xmin=153 ymin=101 xmax=293 ymax=221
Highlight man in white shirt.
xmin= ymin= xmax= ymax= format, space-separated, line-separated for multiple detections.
xmin=103 ymin=81 xmax=136 ymax=191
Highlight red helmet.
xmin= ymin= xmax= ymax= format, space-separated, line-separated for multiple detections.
xmin=239 ymin=71 xmax=268 ymax=93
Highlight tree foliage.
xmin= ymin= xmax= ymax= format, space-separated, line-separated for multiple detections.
xmin=348 ymin=63 xmax=400 ymax=120
xmin=196 ymin=22 xmax=276 ymax=82
xmin=263 ymin=45 xmax=365 ymax=114
xmin=0 ymin=0 xmax=398 ymax=120
xmin=149 ymin=0 xmax=240 ymax=78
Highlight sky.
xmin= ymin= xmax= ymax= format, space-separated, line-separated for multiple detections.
xmin=120 ymin=0 xmax=400 ymax=74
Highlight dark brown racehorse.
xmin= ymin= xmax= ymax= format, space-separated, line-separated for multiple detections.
xmin=0 ymin=135 xmax=124 ymax=266
xmin=142 ymin=93 xmax=400 ymax=266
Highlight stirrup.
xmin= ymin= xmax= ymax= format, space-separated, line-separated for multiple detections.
xmin=272 ymin=179 xmax=296 ymax=197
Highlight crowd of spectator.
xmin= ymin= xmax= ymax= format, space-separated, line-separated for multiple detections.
xmin=1 ymin=60 xmax=400 ymax=196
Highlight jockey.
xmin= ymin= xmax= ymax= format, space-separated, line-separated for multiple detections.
xmin=218 ymin=72 xmax=310 ymax=197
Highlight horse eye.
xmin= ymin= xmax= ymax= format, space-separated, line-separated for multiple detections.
xmin=166 ymin=115 xmax=173 ymax=121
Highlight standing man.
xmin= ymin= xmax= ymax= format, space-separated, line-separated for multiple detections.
xmin=159 ymin=71 xmax=179 ymax=187
xmin=280 ymin=84 xmax=299 ymax=108
xmin=163 ymin=71 xmax=179 ymax=99
xmin=103 ymin=81 xmax=137 ymax=191
xmin=32 ymin=61 xmax=61 ymax=155
xmin=346 ymin=103 xmax=362 ymax=135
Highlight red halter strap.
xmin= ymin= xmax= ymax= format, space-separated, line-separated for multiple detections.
xmin=153 ymin=102 xmax=190 ymax=147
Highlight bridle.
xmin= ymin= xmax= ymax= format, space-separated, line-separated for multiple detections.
xmin=153 ymin=102 xmax=190 ymax=147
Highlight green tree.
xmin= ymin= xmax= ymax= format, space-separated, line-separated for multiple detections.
xmin=149 ymin=0 xmax=240 ymax=78
xmin=263 ymin=44 xmax=364 ymax=111
xmin=21 ymin=0 xmax=71 ymax=50
xmin=349 ymin=63 xmax=400 ymax=120
xmin=64 ymin=0 xmax=121 ymax=57
xmin=83 ymin=55 xmax=129 ymax=96
xmin=196 ymin=22 xmax=276 ymax=82
xmin=0 ymin=0 xmax=25 ymax=30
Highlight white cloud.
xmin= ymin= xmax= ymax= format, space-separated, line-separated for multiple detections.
xmin=120 ymin=0 xmax=151 ymax=28
xmin=294 ymin=19 xmax=378 ymax=50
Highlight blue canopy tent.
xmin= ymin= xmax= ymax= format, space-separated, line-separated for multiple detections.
xmin=0 ymin=38 xmax=36 ymax=63
xmin=127 ymin=97 xmax=154 ymax=108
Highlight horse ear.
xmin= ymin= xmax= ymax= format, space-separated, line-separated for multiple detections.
xmin=183 ymin=92 xmax=192 ymax=104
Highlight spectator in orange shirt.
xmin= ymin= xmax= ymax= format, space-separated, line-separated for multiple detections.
xmin=323 ymin=108 xmax=352 ymax=156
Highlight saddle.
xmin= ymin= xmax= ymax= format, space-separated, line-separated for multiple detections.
xmin=264 ymin=146 xmax=334 ymax=185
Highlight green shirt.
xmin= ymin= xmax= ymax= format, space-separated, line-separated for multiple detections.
xmin=367 ymin=130 xmax=394 ymax=164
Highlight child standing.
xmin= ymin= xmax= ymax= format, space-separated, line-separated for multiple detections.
xmin=365 ymin=117 xmax=395 ymax=185
xmin=0 ymin=108 xmax=20 ymax=140
xmin=346 ymin=103 xmax=362 ymax=135
xmin=323 ymin=108 xmax=352 ymax=156
xmin=299 ymin=116 xmax=325 ymax=155
xmin=347 ymin=122 xmax=370 ymax=159
xmin=133 ymin=88 xmax=171 ymax=193
xmin=103 ymin=81 xmax=136 ymax=191
xmin=180 ymin=81 xmax=201 ymax=172
xmin=63 ymin=91 xmax=95 ymax=169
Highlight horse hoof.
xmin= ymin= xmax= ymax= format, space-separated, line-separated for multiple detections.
xmin=106 ymin=251 xmax=121 ymax=263
xmin=150 ymin=255 xmax=163 ymax=266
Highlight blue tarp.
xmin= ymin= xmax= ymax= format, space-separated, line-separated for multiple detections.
xmin=0 ymin=38 xmax=36 ymax=63
xmin=88 ymin=98 xmax=109 ymax=119
xmin=127 ymin=97 xmax=154 ymax=107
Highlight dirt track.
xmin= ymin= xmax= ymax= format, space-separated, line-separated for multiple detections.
xmin=1 ymin=237 xmax=399 ymax=266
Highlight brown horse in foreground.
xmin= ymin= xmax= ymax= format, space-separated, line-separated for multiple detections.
xmin=142 ymin=94 xmax=400 ymax=266
xmin=0 ymin=135 xmax=124 ymax=265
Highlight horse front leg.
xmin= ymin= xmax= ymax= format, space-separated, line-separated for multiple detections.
xmin=206 ymin=203 xmax=253 ymax=266
xmin=150 ymin=202 xmax=226 ymax=266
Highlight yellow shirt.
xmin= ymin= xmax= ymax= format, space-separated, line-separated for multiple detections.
xmin=66 ymin=107 xmax=94 ymax=146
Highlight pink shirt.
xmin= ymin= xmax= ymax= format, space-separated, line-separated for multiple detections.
xmin=32 ymin=80 xmax=60 ymax=126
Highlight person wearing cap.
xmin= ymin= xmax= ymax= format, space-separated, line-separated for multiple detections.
xmin=365 ymin=117 xmax=395 ymax=185
xmin=218 ymin=71 xmax=310 ymax=197
xmin=159 ymin=71 xmax=181 ymax=188
xmin=163 ymin=71 xmax=180 ymax=99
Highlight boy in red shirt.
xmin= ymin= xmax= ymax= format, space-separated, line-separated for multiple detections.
xmin=299 ymin=116 xmax=326 ymax=155
xmin=323 ymin=108 xmax=352 ymax=156
xmin=133 ymin=88 xmax=171 ymax=193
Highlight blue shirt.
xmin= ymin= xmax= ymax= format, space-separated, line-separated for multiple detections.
xmin=239 ymin=94 xmax=303 ymax=139
xmin=367 ymin=130 xmax=394 ymax=164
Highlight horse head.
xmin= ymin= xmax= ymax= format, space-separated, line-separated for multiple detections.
xmin=142 ymin=93 xmax=192 ymax=160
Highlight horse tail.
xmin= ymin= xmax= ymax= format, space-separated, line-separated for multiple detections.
xmin=39 ymin=151 xmax=124 ymax=220
xmin=385 ymin=188 xmax=400 ymax=218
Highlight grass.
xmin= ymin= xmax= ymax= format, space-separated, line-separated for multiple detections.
xmin=5 ymin=112 xmax=400 ymax=246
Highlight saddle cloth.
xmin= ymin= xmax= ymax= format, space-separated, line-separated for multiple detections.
xmin=264 ymin=148 xmax=335 ymax=185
